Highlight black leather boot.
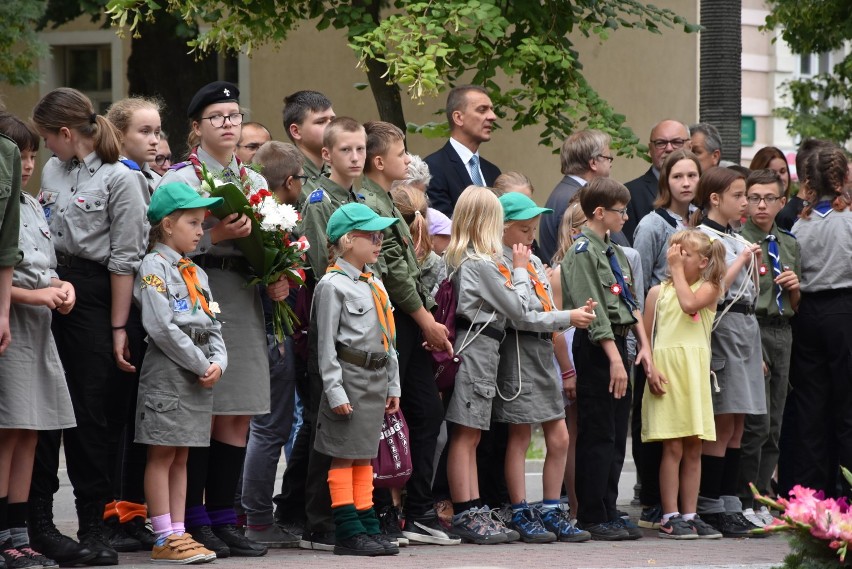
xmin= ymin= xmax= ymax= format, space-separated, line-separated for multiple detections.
xmin=28 ymin=496 xmax=96 ymax=567
xmin=75 ymin=503 xmax=118 ymax=566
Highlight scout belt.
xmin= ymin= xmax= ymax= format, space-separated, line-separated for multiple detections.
xmin=506 ymin=328 xmax=552 ymax=342
xmin=181 ymin=326 xmax=211 ymax=346
xmin=193 ymin=254 xmax=249 ymax=274
xmin=336 ymin=343 xmax=389 ymax=370
xmin=721 ymin=301 xmax=755 ymax=315
xmin=611 ymin=324 xmax=631 ymax=337
xmin=455 ymin=317 xmax=505 ymax=342
xmin=55 ymin=252 xmax=106 ymax=272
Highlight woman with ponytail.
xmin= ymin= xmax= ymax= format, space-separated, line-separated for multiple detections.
xmin=29 ymin=87 xmax=150 ymax=566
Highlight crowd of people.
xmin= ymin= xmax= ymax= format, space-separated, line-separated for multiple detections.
xmin=0 ymin=79 xmax=849 ymax=567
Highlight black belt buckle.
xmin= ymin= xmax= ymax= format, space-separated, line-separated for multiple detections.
xmin=189 ymin=329 xmax=210 ymax=345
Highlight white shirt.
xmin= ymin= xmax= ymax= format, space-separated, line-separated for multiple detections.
xmin=449 ymin=137 xmax=484 ymax=184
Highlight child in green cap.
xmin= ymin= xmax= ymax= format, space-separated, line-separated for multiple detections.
xmin=134 ymin=182 xmax=227 ymax=564
xmin=313 ymin=202 xmax=402 ymax=557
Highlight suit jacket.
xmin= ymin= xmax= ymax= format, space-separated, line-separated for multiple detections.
xmin=425 ymin=140 xmax=500 ymax=217
xmin=539 ymin=175 xmax=583 ymax=264
xmin=624 ymin=167 xmax=659 ymax=245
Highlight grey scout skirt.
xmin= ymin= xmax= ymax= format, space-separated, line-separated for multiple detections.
xmin=710 ymin=311 xmax=766 ymax=415
xmin=493 ymin=332 xmax=565 ymax=424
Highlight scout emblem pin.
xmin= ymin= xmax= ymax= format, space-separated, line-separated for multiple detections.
xmin=610 ymin=283 xmax=622 ymax=295
xmin=759 ymin=264 xmax=767 ymax=276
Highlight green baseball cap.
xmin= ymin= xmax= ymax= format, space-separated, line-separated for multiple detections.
xmin=499 ymin=192 xmax=553 ymax=221
xmin=148 ymin=182 xmax=224 ymax=224
xmin=327 ymin=203 xmax=399 ymax=243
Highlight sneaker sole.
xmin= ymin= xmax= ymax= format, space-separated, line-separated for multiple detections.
xmin=658 ymin=531 xmax=699 ymax=540
xmin=557 ymin=532 xmax=592 ymax=543
xmin=450 ymin=528 xmax=509 ymax=545
xmin=333 ymin=546 xmax=384 ymax=556
xmin=244 ymin=538 xmax=300 ymax=549
xmin=150 ymin=553 xmax=209 ymax=564
xmin=638 ymin=520 xmax=661 ymax=529
xmin=696 ymin=533 xmax=723 ymax=540
xmin=298 ymin=539 xmax=335 ymax=552
xmin=517 ymin=533 xmax=557 ymax=544
xmin=401 ymin=523 xmax=461 ymax=546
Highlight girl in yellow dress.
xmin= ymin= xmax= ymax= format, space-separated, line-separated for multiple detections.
xmin=642 ymin=229 xmax=726 ymax=540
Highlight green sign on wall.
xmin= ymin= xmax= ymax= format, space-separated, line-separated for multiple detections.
xmin=741 ymin=116 xmax=756 ymax=147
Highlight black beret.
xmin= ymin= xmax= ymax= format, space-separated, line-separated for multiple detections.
xmin=187 ymin=81 xmax=240 ymax=118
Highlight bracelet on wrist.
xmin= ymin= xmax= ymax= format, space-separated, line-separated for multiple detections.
xmin=561 ymin=369 xmax=576 ymax=379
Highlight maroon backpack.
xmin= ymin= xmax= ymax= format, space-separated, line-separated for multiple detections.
xmin=431 ymin=277 xmax=461 ymax=391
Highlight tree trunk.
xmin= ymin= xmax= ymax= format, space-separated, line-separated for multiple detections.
xmin=699 ymin=0 xmax=742 ymax=163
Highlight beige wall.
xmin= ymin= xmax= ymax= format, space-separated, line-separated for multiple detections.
xmin=1 ymin=2 xmax=699 ymax=200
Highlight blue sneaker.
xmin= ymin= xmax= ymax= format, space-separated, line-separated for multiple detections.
xmin=535 ymin=504 xmax=591 ymax=543
xmin=508 ymin=505 xmax=556 ymax=544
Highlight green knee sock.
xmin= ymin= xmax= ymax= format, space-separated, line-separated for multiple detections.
xmin=356 ymin=507 xmax=380 ymax=535
xmin=332 ymin=504 xmax=366 ymax=541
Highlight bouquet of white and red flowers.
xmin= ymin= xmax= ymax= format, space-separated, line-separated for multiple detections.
xmin=751 ymin=467 xmax=852 ymax=568
xmin=198 ymin=163 xmax=309 ymax=341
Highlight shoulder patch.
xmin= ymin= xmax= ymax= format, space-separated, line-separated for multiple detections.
xmin=357 ymin=193 xmax=365 ymax=200
xmin=119 ymin=158 xmax=141 ymax=171
xmin=141 ymin=274 xmax=167 ymax=293
xmin=169 ymin=162 xmax=191 ymax=171
xmin=778 ymin=228 xmax=797 ymax=240
xmin=309 ymin=189 xmax=325 ymax=203
xmin=575 ymin=239 xmax=589 ymax=253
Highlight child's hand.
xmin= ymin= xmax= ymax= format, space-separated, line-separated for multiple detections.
xmin=266 ymin=274 xmax=290 ymax=301
xmin=385 ymin=396 xmax=400 ymax=415
xmin=57 ymin=281 xmax=76 ymax=314
xmin=512 ymin=244 xmax=531 ymax=269
xmin=741 ymin=242 xmax=761 ymax=263
xmin=609 ymin=360 xmax=628 ymax=399
xmin=666 ymin=243 xmax=684 ymax=270
xmin=569 ymin=308 xmax=595 ymax=329
xmin=562 ymin=373 xmax=577 ymax=401
xmin=583 ymin=298 xmax=597 ymax=313
xmin=647 ymin=368 xmax=668 ymax=396
xmin=422 ymin=319 xmax=453 ymax=355
xmin=762 ymin=360 xmax=769 ymax=377
xmin=210 ymin=212 xmax=252 ymax=244
xmin=33 ymin=287 xmax=68 ymax=309
xmin=112 ymin=329 xmax=136 ymax=373
xmin=332 ymin=403 xmax=353 ymax=416
xmin=775 ymin=269 xmax=799 ymax=292
xmin=198 ymin=363 xmax=222 ymax=388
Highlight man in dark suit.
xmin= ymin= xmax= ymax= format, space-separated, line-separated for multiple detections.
xmin=539 ymin=129 xmax=615 ymax=263
xmin=623 ymin=120 xmax=691 ymax=244
xmin=425 ymin=85 xmax=500 ymax=216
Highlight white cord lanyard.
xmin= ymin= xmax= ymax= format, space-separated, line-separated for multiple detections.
xmin=700 ymin=225 xmax=760 ymax=331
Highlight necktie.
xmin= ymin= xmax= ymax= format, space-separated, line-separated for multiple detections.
xmin=765 ymin=235 xmax=784 ymax=315
xmin=468 ymin=155 xmax=484 ymax=186
xmin=177 ymin=257 xmax=215 ymax=320
xmin=606 ymin=247 xmax=638 ymax=313
xmin=327 ymin=265 xmax=396 ymax=352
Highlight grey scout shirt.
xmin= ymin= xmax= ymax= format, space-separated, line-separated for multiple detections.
xmin=39 ymin=152 xmax=149 ymax=275
xmin=452 ymin=250 xmax=531 ymax=330
xmin=792 ymin=207 xmax=852 ymax=292
xmin=135 ymin=244 xmax=227 ymax=377
xmin=632 ymin=209 xmax=688 ymax=294
xmin=739 ymin=219 xmax=801 ymax=319
xmin=697 ymin=220 xmax=758 ymax=305
xmin=562 ymin=229 xmax=637 ymax=344
xmin=0 ymin=134 xmax=21 ymax=268
xmin=500 ymin=245 xmax=571 ymax=333
xmin=158 ymin=146 xmax=268 ymax=260
xmin=362 ymin=176 xmax=436 ymax=313
xmin=298 ymin=175 xmax=361 ymax=279
xmin=15 ymin=193 xmax=58 ymax=289
xmin=313 ymin=257 xmax=401 ymax=409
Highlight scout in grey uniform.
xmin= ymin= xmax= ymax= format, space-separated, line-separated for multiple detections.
xmin=30 ymin=87 xmax=150 ymax=566
xmin=312 ymin=203 xmax=401 ymax=557
xmin=157 ymin=80 xmax=272 ymax=558
xmin=693 ymin=166 xmax=765 ymax=536
xmin=134 ymin=182 xmax=225 ymax=564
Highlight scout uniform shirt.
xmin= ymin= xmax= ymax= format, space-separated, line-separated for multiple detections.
xmin=361 ymin=176 xmax=436 ymax=313
xmin=158 ymin=146 xmax=267 ymax=260
xmin=140 ymin=161 xmax=161 ymax=195
xmin=134 ymin=244 xmax=228 ymax=376
xmin=740 ymin=219 xmax=801 ymax=321
xmin=40 ymin=152 xmax=150 ymax=275
xmin=500 ymin=245 xmax=571 ymax=333
xmin=296 ymin=152 xmax=330 ymax=210
xmin=15 ymin=192 xmax=58 ymax=289
xmin=298 ymin=175 xmax=361 ymax=279
xmin=697 ymin=219 xmax=759 ymax=306
xmin=561 ymin=230 xmax=637 ymax=343
xmin=0 ymin=134 xmax=21 ymax=268
xmin=454 ymin=249 xmax=531 ymax=330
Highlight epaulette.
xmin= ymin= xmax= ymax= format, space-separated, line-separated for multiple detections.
xmin=574 ymin=239 xmax=589 ymax=253
xmin=119 ymin=159 xmax=141 ymax=171
xmin=778 ymin=228 xmax=797 ymax=240
xmin=308 ymin=189 xmax=325 ymax=204
xmin=169 ymin=162 xmax=191 ymax=171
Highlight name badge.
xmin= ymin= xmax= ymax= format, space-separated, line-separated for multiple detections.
xmin=173 ymin=298 xmax=190 ymax=312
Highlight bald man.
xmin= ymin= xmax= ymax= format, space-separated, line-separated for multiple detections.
xmin=623 ymin=120 xmax=691 ymax=244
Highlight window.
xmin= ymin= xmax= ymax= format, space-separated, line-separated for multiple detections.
xmin=60 ymin=45 xmax=113 ymax=113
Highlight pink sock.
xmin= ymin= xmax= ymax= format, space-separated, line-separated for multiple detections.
xmin=151 ymin=513 xmax=173 ymax=544
xmin=171 ymin=521 xmax=185 ymax=536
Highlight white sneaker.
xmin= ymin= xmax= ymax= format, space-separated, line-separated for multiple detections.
xmin=756 ymin=506 xmax=775 ymax=526
xmin=742 ymin=508 xmax=766 ymax=528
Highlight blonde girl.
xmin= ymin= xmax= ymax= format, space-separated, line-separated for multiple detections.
xmin=693 ymin=167 xmax=765 ymax=536
xmin=391 ymin=183 xmax=445 ymax=293
xmin=106 ymin=97 xmax=164 ymax=194
xmin=642 ymin=229 xmax=726 ymax=539
xmin=443 ymin=186 xmax=531 ymax=545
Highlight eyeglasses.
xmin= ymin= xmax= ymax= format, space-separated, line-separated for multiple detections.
xmin=351 ymin=232 xmax=384 ymax=245
xmin=650 ymin=138 xmax=686 ymax=150
xmin=154 ymin=154 xmax=172 ymax=166
xmin=237 ymin=142 xmax=263 ymax=151
xmin=292 ymin=175 xmax=309 ymax=184
xmin=201 ymin=113 xmax=244 ymax=128
xmin=605 ymin=207 xmax=629 ymax=217
xmin=746 ymin=195 xmax=781 ymax=205
xmin=596 ymin=154 xmax=615 ymax=164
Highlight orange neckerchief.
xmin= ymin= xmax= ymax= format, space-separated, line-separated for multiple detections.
xmin=498 ymin=262 xmax=552 ymax=311
xmin=177 ymin=257 xmax=215 ymax=320
xmin=327 ymin=264 xmax=396 ymax=353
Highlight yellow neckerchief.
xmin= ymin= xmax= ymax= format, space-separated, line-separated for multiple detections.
xmin=327 ymin=264 xmax=396 ymax=353
xmin=177 ymin=257 xmax=215 ymax=320
xmin=497 ymin=262 xmax=551 ymax=311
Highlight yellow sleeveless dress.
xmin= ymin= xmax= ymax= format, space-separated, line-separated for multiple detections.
xmin=641 ymin=281 xmax=717 ymax=442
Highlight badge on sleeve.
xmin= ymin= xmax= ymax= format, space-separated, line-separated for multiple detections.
xmin=308 ymin=189 xmax=324 ymax=203
xmin=141 ymin=274 xmax=167 ymax=293
xmin=575 ymin=240 xmax=589 ymax=253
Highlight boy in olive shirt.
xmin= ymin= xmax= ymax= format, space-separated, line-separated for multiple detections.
xmin=0 ymin=133 xmax=21 ymax=355
xmin=561 ymin=178 xmax=656 ymax=541
xmin=282 ymin=90 xmax=335 ymax=209
xmin=738 ymin=169 xmax=800 ymax=523
xmin=361 ymin=122 xmax=457 ymax=545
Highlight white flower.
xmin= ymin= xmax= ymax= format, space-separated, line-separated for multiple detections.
xmin=199 ymin=180 xmax=212 ymax=195
xmin=256 ymin=197 xmax=299 ymax=233
xmin=209 ymin=301 xmax=221 ymax=314
xmin=213 ymin=178 xmax=227 ymax=187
